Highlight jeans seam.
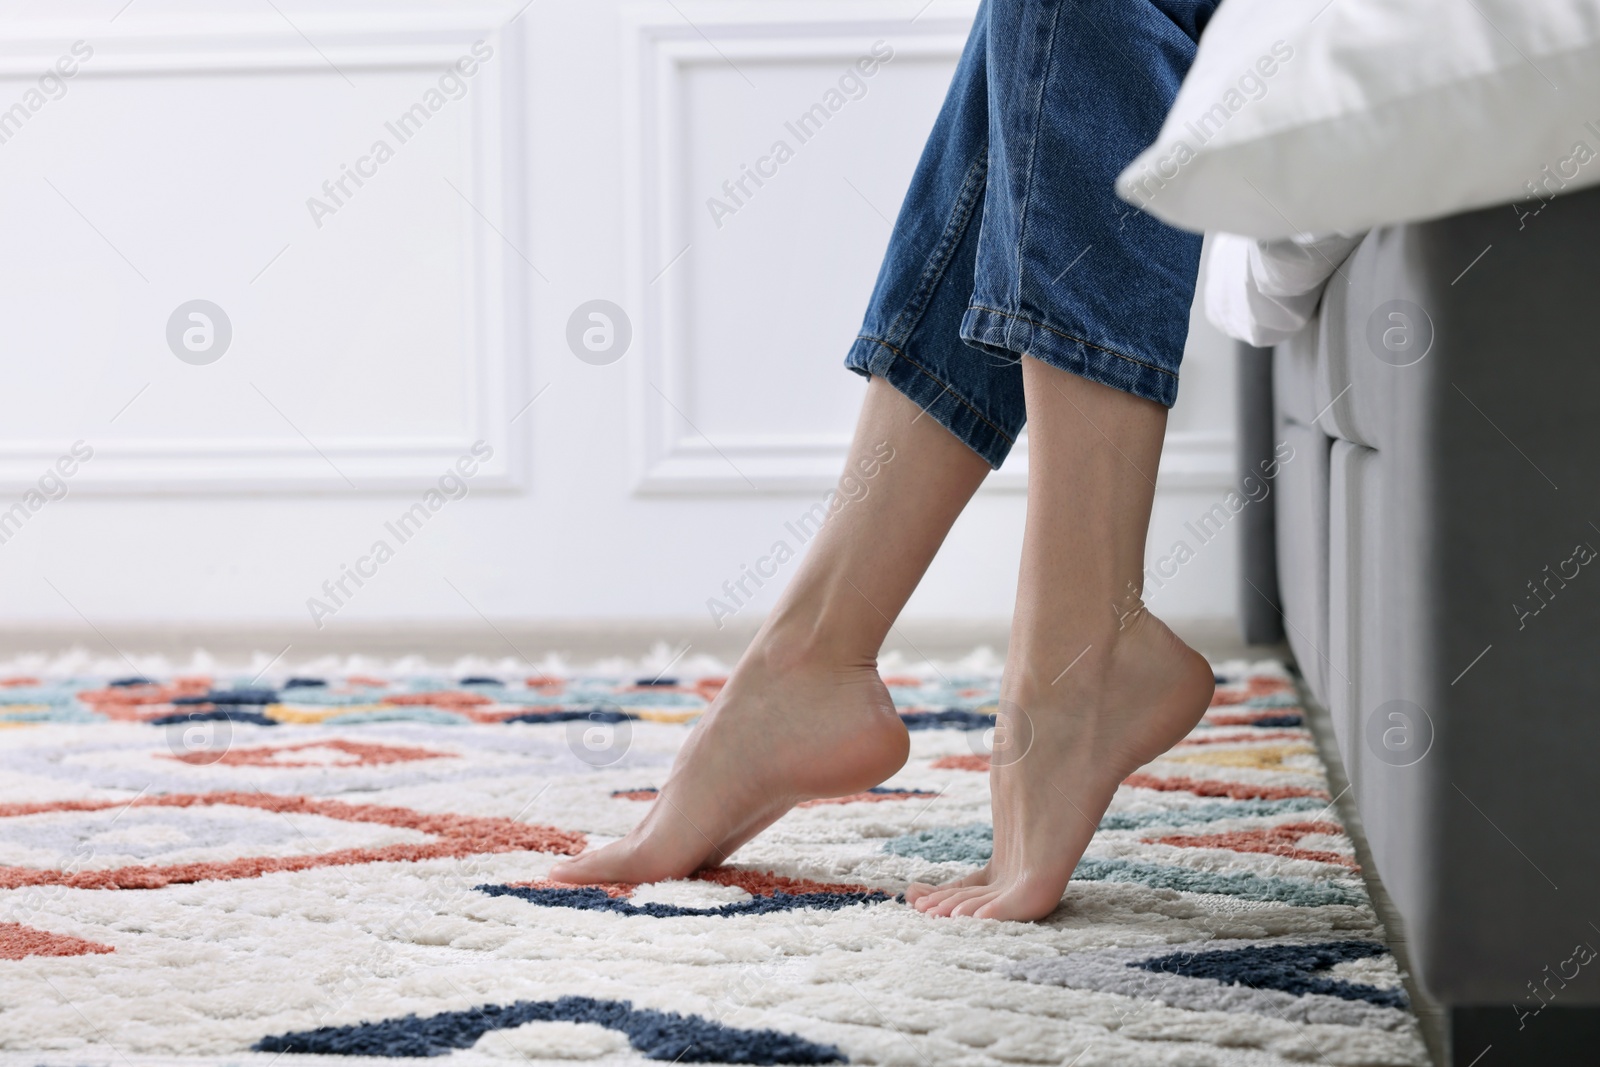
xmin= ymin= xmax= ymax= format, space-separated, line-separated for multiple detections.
xmin=966 ymin=305 xmax=1179 ymax=380
xmin=1009 ymin=0 xmax=1067 ymax=307
xmin=884 ymin=153 xmax=990 ymax=348
xmin=853 ymin=335 xmax=1017 ymax=444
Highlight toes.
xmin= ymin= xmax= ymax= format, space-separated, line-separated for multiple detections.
xmin=912 ymin=885 xmax=968 ymax=913
xmin=928 ymin=886 xmax=994 ymax=917
xmin=909 ymin=869 xmax=991 ymax=911
xmin=548 ymin=844 xmax=623 ymax=883
xmin=549 ymin=836 xmax=674 ymax=885
xmin=949 ymin=890 xmax=1004 ymax=918
xmin=548 ymin=860 xmax=595 ymax=882
xmin=906 ymin=867 xmax=1071 ymax=922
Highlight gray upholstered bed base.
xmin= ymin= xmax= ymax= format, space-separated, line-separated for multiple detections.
xmin=1237 ymin=183 xmax=1600 ymax=1065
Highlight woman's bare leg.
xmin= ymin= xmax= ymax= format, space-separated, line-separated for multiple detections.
xmin=905 ymin=358 xmax=1214 ymax=920
xmin=552 ymin=377 xmax=991 ymax=884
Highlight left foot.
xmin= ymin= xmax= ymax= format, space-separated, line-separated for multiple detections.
xmin=549 ymin=639 xmax=908 ymax=886
xmin=904 ymin=610 xmax=1213 ymax=920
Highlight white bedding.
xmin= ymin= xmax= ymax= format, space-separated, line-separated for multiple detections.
xmin=1203 ymin=231 xmax=1365 ymax=347
xmin=1119 ymin=0 xmax=1600 ymax=239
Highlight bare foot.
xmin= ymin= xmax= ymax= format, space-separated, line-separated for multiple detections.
xmin=905 ymin=611 xmax=1214 ymax=921
xmin=550 ymin=642 xmax=910 ymax=885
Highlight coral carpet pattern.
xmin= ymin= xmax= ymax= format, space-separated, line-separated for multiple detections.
xmin=0 ymin=660 xmax=1428 ymax=1065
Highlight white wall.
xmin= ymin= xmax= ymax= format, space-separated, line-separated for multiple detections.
xmin=0 ymin=0 xmax=1239 ymax=635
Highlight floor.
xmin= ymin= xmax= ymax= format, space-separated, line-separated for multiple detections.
xmin=1 ymin=618 xmax=1448 ymax=1064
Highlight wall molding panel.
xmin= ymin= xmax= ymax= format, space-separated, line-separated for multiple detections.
xmin=0 ymin=9 xmax=529 ymax=493
xmin=624 ymin=4 xmax=977 ymax=495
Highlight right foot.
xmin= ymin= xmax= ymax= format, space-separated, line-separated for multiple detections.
xmin=549 ymin=644 xmax=910 ymax=885
xmin=903 ymin=610 xmax=1214 ymax=921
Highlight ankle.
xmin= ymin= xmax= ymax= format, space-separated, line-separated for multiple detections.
xmin=747 ymin=610 xmax=878 ymax=677
xmin=1002 ymin=613 xmax=1166 ymax=698
xmin=1002 ymin=648 xmax=1106 ymax=710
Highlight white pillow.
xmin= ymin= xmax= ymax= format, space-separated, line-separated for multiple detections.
xmin=1117 ymin=0 xmax=1600 ymax=238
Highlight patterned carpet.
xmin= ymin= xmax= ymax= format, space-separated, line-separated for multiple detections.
xmin=0 ymin=657 xmax=1429 ymax=1066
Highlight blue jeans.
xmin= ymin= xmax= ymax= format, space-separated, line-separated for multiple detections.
xmin=845 ymin=0 xmax=1220 ymax=468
